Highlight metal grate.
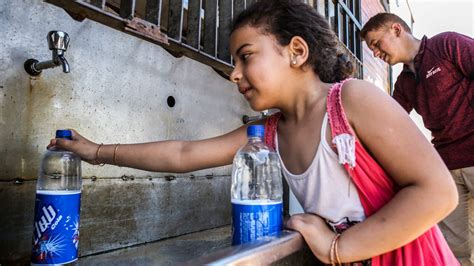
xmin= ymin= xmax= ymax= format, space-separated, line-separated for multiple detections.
xmin=323 ymin=0 xmax=363 ymax=78
xmin=46 ymin=0 xmax=363 ymax=79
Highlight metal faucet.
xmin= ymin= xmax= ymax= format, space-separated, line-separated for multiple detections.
xmin=242 ymin=110 xmax=270 ymax=124
xmin=24 ymin=31 xmax=70 ymax=76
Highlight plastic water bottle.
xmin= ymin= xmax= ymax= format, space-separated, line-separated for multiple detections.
xmin=231 ymin=125 xmax=283 ymax=245
xmin=31 ymin=129 xmax=82 ymax=265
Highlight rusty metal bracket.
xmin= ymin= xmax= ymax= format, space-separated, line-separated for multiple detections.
xmin=124 ymin=17 xmax=169 ymax=46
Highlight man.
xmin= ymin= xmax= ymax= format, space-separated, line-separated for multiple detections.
xmin=361 ymin=13 xmax=474 ymax=265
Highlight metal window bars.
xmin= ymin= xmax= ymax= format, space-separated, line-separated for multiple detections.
xmin=46 ymin=0 xmax=363 ymax=79
xmin=324 ymin=0 xmax=363 ymax=78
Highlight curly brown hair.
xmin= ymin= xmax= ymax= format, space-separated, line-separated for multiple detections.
xmin=231 ymin=0 xmax=353 ymax=83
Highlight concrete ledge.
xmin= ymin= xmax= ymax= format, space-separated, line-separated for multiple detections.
xmin=187 ymin=229 xmax=320 ymax=265
xmin=79 ymin=226 xmax=321 ymax=265
xmin=79 ymin=226 xmax=232 ymax=265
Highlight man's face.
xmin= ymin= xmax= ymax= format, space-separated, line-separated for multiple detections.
xmin=364 ymin=25 xmax=402 ymax=65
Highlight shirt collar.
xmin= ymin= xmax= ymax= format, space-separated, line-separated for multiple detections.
xmin=402 ymin=35 xmax=428 ymax=73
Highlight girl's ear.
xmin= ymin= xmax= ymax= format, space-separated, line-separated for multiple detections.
xmin=288 ymin=36 xmax=309 ymax=68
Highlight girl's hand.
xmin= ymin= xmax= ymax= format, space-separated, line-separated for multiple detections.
xmin=286 ymin=213 xmax=335 ymax=264
xmin=47 ymin=129 xmax=100 ymax=165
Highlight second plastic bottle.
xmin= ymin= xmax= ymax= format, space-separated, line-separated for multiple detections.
xmin=231 ymin=125 xmax=283 ymax=245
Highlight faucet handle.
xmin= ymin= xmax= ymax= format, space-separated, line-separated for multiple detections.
xmin=47 ymin=31 xmax=70 ymax=51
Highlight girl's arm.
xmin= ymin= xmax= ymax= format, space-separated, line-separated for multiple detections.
xmin=287 ymin=79 xmax=458 ymax=263
xmin=50 ymin=125 xmax=250 ymax=173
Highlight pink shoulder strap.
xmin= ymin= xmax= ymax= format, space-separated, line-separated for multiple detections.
xmin=326 ymin=79 xmax=356 ymax=137
xmin=326 ymin=79 xmax=356 ymax=168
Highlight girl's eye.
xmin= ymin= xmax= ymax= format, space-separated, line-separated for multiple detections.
xmin=241 ymin=53 xmax=251 ymax=61
xmin=370 ymin=42 xmax=378 ymax=50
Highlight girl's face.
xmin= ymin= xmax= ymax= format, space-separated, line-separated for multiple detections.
xmin=229 ymin=25 xmax=291 ymax=111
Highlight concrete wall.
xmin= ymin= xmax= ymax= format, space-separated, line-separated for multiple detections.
xmin=0 ymin=0 xmax=255 ymax=263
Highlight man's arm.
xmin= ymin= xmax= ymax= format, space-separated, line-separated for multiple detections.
xmin=393 ymin=77 xmax=414 ymax=113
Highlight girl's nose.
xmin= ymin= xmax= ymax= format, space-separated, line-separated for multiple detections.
xmin=373 ymin=49 xmax=380 ymax=58
xmin=230 ymin=67 xmax=241 ymax=84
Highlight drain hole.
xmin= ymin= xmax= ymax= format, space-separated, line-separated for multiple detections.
xmin=167 ymin=96 xmax=176 ymax=108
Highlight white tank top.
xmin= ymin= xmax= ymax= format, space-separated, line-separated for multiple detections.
xmin=276 ymin=113 xmax=366 ymax=232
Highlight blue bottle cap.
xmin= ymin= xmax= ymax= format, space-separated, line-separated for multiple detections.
xmin=247 ymin=125 xmax=264 ymax=137
xmin=56 ymin=129 xmax=73 ymax=140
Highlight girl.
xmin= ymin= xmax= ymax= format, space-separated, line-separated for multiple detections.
xmin=50 ymin=1 xmax=459 ymax=264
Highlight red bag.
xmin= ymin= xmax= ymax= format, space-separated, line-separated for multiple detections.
xmin=264 ymin=79 xmax=459 ymax=265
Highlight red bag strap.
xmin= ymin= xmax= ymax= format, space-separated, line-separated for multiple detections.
xmin=264 ymin=112 xmax=282 ymax=150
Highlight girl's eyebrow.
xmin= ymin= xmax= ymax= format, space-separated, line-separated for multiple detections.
xmin=368 ymin=39 xmax=374 ymax=47
xmin=235 ymin=43 xmax=252 ymax=56
xmin=369 ymin=39 xmax=377 ymax=48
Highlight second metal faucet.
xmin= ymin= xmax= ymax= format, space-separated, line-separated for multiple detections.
xmin=24 ymin=31 xmax=70 ymax=76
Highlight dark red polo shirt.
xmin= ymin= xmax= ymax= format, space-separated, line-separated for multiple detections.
xmin=393 ymin=32 xmax=474 ymax=170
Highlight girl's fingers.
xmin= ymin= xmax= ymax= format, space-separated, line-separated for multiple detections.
xmin=47 ymin=139 xmax=57 ymax=149
xmin=47 ymin=130 xmax=98 ymax=162
xmin=68 ymin=129 xmax=82 ymax=141
xmin=47 ymin=138 xmax=69 ymax=150
xmin=53 ymin=138 xmax=71 ymax=151
xmin=285 ymin=214 xmax=306 ymax=231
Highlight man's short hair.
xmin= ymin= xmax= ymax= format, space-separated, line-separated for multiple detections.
xmin=360 ymin=13 xmax=412 ymax=39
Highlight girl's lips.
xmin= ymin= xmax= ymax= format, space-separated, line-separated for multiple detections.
xmin=239 ymin=87 xmax=251 ymax=95
xmin=239 ymin=87 xmax=253 ymax=99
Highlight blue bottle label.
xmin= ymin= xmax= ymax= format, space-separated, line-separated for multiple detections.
xmin=231 ymin=200 xmax=283 ymax=245
xmin=31 ymin=191 xmax=81 ymax=264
